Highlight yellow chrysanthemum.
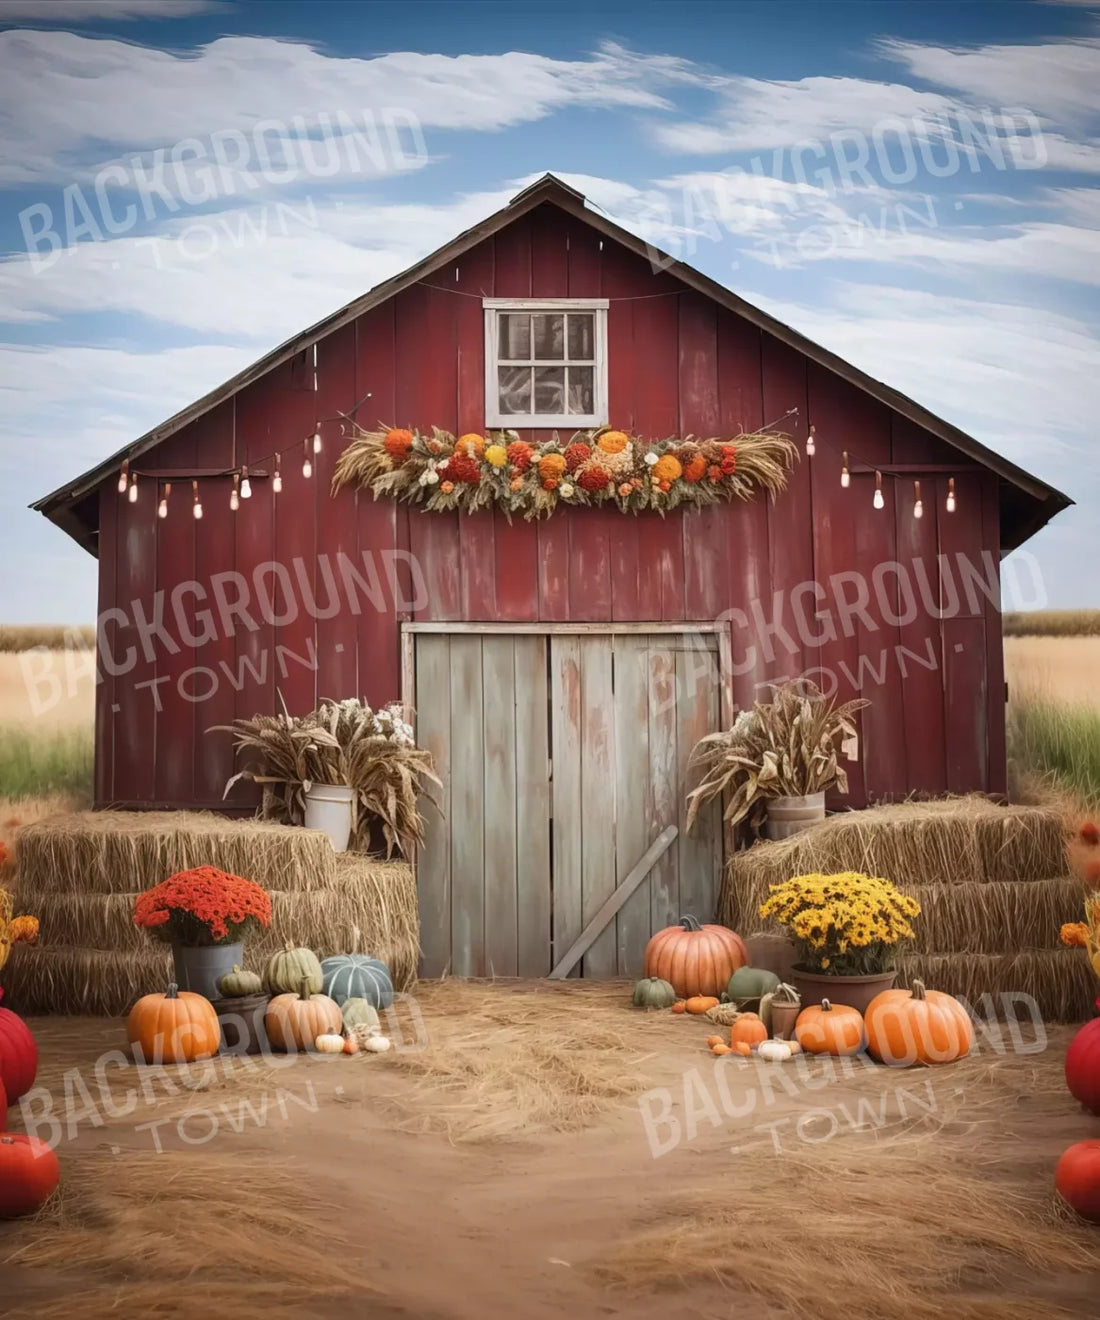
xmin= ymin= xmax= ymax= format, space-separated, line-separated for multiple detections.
xmin=653 ymin=454 xmax=683 ymax=483
xmin=597 ymin=430 xmax=629 ymax=454
xmin=485 ymin=444 xmax=508 ymax=468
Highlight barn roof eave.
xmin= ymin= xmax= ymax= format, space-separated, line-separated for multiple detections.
xmin=32 ymin=172 xmax=1072 ymax=553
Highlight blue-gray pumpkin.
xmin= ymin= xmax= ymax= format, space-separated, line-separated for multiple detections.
xmin=321 ymin=955 xmax=394 ymax=1009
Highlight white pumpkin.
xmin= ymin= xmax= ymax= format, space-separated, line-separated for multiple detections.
xmin=361 ymin=1035 xmax=392 ymax=1054
xmin=757 ymin=1040 xmax=793 ymax=1063
xmin=314 ymin=1032 xmax=346 ymax=1055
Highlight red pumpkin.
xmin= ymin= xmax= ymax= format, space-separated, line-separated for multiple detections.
xmin=0 ymin=1076 xmax=7 ymax=1129
xmin=0 ymin=1133 xmax=60 ymax=1219
xmin=1055 ymin=1140 xmax=1100 ymax=1222
xmin=1066 ymin=1018 xmax=1100 ymax=1115
xmin=643 ymin=916 xmax=749 ymax=999
xmin=0 ymin=988 xmax=37 ymax=1102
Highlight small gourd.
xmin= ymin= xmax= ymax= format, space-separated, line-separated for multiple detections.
xmin=706 ymin=1034 xmax=725 ymax=1048
xmin=631 ymin=977 xmax=677 ymax=1010
xmin=216 ymin=965 xmax=264 ymax=999
xmin=343 ymin=1036 xmax=360 ymax=1056
xmin=711 ymin=1042 xmax=732 ymax=1056
xmin=314 ymin=1032 xmax=346 ymax=1055
xmin=757 ymin=1040 xmax=793 ymax=1063
xmin=730 ymin=1013 xmax=768 ymax=1049
xmin=361 ymin=1034 xmax=392 ymax=1054
xmin=684 ymin=995 xmax=720 ymax=1015
xmin=732 ymin=1041 xmax=752 ymax=1057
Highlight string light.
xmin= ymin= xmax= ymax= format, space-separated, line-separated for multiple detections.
xmin=312 ymin=424 xmax=322 ymax=455
xmin=273 ymin=453 xmax=282 ymax=494
xmin=946 ymin=476 xmax=957 ymax=513
xmin=158 ymin=482 xmax=170 ymax=519
xmin=840 ymin=451 xmax=850 ymax=488
xmin=127 ymin=472 xmax=139 ymax=504
xmin=117 ymin=459 xmax=129 ymax=495
xmin=873 ymin=470 xmax=885 ymax=510
xmin=806 ymin=425 xmax=816 ymax=458
xmin=913 ymin=480 xmax=923 ymax=520
xmin=192 ymin=480 xmax=203 ymax=520
xmin=240 ymin=465 xmax=252 ymax=499
xmin=302 ymin=438 xmax=313 ymax=479
xmin=230 ymin=474 xmax=240 ymax=511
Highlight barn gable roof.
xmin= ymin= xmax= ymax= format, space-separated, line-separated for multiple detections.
xmin=33 ymin=173 xmax=1071 ymax=555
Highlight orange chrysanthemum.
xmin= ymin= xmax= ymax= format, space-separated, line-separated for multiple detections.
xmin=456 ymin=432 xmax=486 ymax=459
xmin=597 ymin=430 xmax=629 ymax=454
xmin=543 ymin=477 xmax=560 ymax=491
xmin=683 ymin=454 xmax=707 ymax=483
xmin=653 ymin=454 xmax=682 ymax=483
xmin=658 ymin=479 xmax=671 ymax=492
xmin=538 ymin=453 xmax=567 ymax=482
xmin=578 ymin=465 xmax=611 ymax=492
xmin=507 ymin=440 xmax=534 ymax=473
xmin=8 ymin=915 xmax=37 ymax=945
xmin=441 ymin=481 xmax=455 ymax=494
xmin=134 ymin=866 xmax=271 ymax=946
xmin=448 ymin=452 xmax=481 ymax=484
xmin=384 ymin=428 xmax=414 ymax=462
xmin=564 ymin=442 xmax=592 ymax=473
xmin=1062 ymin=922 xmax=1090 ymax=948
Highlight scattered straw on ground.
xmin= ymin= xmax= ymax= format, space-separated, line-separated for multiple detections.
xmin=1 ymin=1149 xmax=379 ymax=1320
xmin=382 ymin=978 xmax=656 ymax=1143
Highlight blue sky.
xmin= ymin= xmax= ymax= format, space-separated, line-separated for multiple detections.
xmin=0 ymin=0 xmax=1097 ymax=620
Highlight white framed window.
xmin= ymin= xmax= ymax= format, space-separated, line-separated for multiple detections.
xmin=483 ymin=298 xmax=608 ymax=429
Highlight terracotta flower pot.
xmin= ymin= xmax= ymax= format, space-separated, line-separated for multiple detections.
xmin=790 ymin=967 xmax=897 ymax=1016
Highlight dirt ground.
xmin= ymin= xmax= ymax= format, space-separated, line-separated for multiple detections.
xmin=2 ymin=980 xmax=1099 ymax=1320
xmin=1005 ymin=636 xmax=1100 ymax=709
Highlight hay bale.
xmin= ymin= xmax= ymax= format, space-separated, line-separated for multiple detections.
xmin=908 ymin=876 xmax=1084 ymax=955
xmin=14 ymin=811 xmax=337 ymax=898
xmin=719 ymin=797 xmax=1068 ymax=933
xmin=3 ymin=943 xmax=172 ymax=1016
xmin=897 ymin=949 xmax=1095 ymax=1024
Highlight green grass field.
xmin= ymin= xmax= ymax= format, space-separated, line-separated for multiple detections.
xmin=0 ymin=723 xmax=94 ymax=802
xmin=1007 ymin=696 xmax=1100 ymax=808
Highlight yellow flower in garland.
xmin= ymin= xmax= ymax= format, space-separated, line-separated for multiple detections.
xmin=485 ymin=444 xmax=508 ymax=468
xmin=456 ymin=432 xmax=486 ymax=459
xmin=597 ymin=429 xmax=629 ymax=454
xmin=653 ymin=454 xmax=683 ymax=483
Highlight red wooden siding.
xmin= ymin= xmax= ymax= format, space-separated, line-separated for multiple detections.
xmin=92 ymin=201 xmax=1009 ymax=809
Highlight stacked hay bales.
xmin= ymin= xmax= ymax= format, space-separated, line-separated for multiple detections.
xmin=4 ymin=811 xmax=419 ymax=1016
xmin=719 ymin=797 xmax=1091 ymax=1021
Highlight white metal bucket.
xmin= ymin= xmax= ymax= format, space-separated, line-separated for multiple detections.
xmin=765 ymin=791 xmax=826 ymax=841
xmin=304 ymin=783 xmax=355 ymax=852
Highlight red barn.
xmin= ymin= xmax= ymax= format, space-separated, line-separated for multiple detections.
xmin=35 ymin=174 xmax=1070 ymax=977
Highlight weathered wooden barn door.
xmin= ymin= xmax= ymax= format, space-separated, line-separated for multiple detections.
xmin=412 ymin=628 xmax=723 ymax=978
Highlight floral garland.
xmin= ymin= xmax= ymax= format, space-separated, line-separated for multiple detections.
xmin=331 ymin=423 xmax=796 ymax=519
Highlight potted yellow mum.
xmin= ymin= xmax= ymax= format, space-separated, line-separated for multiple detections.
xmin=759 ymin=871 xmax=921 ymax=1013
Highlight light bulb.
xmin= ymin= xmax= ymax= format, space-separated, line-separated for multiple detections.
xmin=873 ymin=471 xmax=884 ymax=510
xmin=240 ymin=465 xmax=252 ymax=499
xmin=840 ymin=451 xmax=850 ymax=488
xmin=128 ymin=473 xmax=138 ymax=504
xmin=192 ymin=481 xmax=203 ymax=520
xmin=312 ymin=428 xmax=322 ymax=455
xmin=230 ymin=489 xmax=240 ymax=511
xmin=118 ymin=461 xmax=129 ymax=494
xmin=806 ymin=425 xmax=816 ymax=458
xmin=913 ymin=480 xmax=923 ymax=520
xmin=946 ymin=477 xmax=957 ymax=513
xmin=273 ymin=454 xmax=282 ymax=493
xmin=157 ymin=494 xmax=167 ymax=519
xmin=302 ymin=456 xmax=313 ymax=479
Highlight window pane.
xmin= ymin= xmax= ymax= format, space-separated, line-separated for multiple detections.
xmin=498 ymin=365 xmax=532 ymax=415
xmin=567 ymin=366 xmax=594 ymax=414
xmin=499 ymin=313 xmax=530 ymax=360
xmin=532 ymin=314 xmax=564 ymax=359
xmin=534 ymin=366 xmax=565 ymax=414
xmin=567 ymin=314 xmax=594 ymax=360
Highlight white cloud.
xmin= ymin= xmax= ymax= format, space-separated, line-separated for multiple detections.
xmin=0 ymin=33 xmax=693 ymax=187
xmin=0 ymin=0 xmax=218 ymax=18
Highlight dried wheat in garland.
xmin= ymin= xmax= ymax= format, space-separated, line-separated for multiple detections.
xmin=331 ymin=422 xmax=797 ymax=520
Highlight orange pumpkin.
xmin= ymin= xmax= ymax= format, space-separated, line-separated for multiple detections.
xmin=127 ymin=983 xmax=220 ymax=1065
xmin=684 ymin=995 xmax=720 ymax=1015
xmin=732 ymin=1041 xmax=752 ymax=1057
xmin=342 ymin=1036 xmax=360 ymax=1056
xmin=865 ymin=980 xmax=973 ymax=1067
xmin=795 ymin=999 xmax=865 ymax=1056
xmin=265 ymin=979 xmax=343 ymax=1053
xmin=706 ymin=1034 xmax=724 ymax=1048
xmin=643 ymin=916 xmax=749 ymax=999
xmin=711 ymin=1043 xmax=732 ymax=1056
xmin=730 ymin=1014 xmax=768 ymax=1049
xmin=1055 ymin=1140 xmax=1100 ymax=1222
xmin=0 ymin=1134 xmax=60 ymax=1219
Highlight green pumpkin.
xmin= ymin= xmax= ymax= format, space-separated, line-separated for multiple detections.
xmin=725 ymin=966 xmax=780 ymax=1009
xmin=264 ymin=942 xmax=323 ymax=995
xmin=321 ymin=954 xmax=394 ymax=1009
xmin=631 ymin=977 xmax=677 ymax=1010
xmin=342 ymin=997 xmax=381 ymax=1034
xmin=216 ymin=964 xmax=264 ymax=998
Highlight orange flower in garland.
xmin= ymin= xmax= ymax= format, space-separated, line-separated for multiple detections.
xmin=579 ymin=464 xmax=612 ymax=492
xmin=447 ymin=452 xmax=481 ymax=484
xmin=456 ymin=432 xmax=486 ymax=459
xmin=720 ymin=444 xmax=737 ymax=475
xmin=707 ymin=464 xmax=723 ymax=483
xmin=564 ymin=442 xmax=592 ymax=473
xmin=384 ymin=428 xmax=414 ymax=463
xmin=538 ymin=453 xmax=567 ymax=488
xmin=134 ymin=866 xmax=271 ymax=947
xmin=441 ymin=480 xmax=455 ymax=494
xmin=653 ymin=454 xmax=683 ymax=483
xmin=1063 ymin=922 xmax=1090 ymax=948
xmin=597 ymin=430 xmax=629 ymax=454
xmin=683 ymin=454 xmax=707 ymax=483
xmin=507 ymin=440 xmax=534 ymax=472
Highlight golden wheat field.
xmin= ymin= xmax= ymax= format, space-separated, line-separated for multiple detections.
xmin=1005 ymin=637 xmax=1100 ymax=709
